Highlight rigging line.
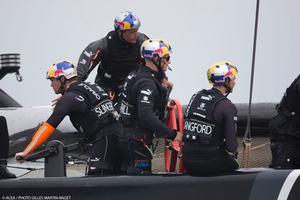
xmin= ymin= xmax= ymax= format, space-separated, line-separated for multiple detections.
xmin=6 ymin=165 xmax=43 ymax=171
xmin=249 ymin=141 xmax=270 ymax=151
xmin=238 ymin=141 xmax=270 ymax=154
xmin=244 ymin=0 xmax=260 ymax=141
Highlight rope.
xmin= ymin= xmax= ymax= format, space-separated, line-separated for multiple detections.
xmin=6 ymin=165 xmax=42 ymax=171
xmin=242 ymin=0 xmax=260 ymax=168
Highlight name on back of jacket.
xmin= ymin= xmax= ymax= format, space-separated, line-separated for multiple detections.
xmin=184 ymin=120 xmax=213 ymax=135
xmin=79 ymin=83 xmax=101 ymax=100
xmin=94 ymin=101 xmax=114 ymax=117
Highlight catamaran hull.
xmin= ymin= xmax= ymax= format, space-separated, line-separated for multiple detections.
xmin=0 ymin=169 xmax=299 ymax=200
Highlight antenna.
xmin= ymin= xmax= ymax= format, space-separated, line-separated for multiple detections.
xmin=0 ymin=53 xmax=22 ymax=81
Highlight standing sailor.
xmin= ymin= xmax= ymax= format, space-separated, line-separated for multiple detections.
xmin=77 ymin=11 xmax=149 ymax=101
xmin=119 ymin=39 xmax=182 ymax=174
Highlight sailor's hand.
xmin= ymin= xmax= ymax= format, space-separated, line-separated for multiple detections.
xmin=167 ymin=132 xmax=183 ymax=152
xmin=15 ymin=152 xmax=26 ymax=163
xmin=174 ymin=131 xmax=183 ymax=144
xmin=109 ymin=91 xmax=116 ymax=101
xmin=162 ymin=78 xmax=173 ymax=90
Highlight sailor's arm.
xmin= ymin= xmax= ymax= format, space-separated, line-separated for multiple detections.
xmin=223 ymin=102 xmax=238 ymax=155
xmin=77 ymin=38 xmax=107 ymax=81
xmin=15 ymin=95 xmax=73 ymax=162
xmin=15 ymin=122 xmax=55 ymax=161
xmin=137 ymin=81 xmax=182 ymax=142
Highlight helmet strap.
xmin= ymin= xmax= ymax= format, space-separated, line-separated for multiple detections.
xmin=58 ymin=77 xmax=67 ymax=94
xmin=119 ymin=30 xmax=125 ymax=40
xmin=151 ymin=57 xmax=164 ymax=80
xmin=224 ymin=80 xmax=232 ymax=96
xmin=118 ymin=30 xmax=130 ymax=44
xmin=151 ymin=57 xmax=164 ymax=75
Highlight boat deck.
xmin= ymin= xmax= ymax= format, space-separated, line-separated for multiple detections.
xmin=3 ymin=137 xmax=300 ymax=200
xmin=7 ymin=136 xmax=271 ymax=178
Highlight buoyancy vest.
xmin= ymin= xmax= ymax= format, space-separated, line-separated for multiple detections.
xmin=184 ymin=89 xmax=226 ymax=146
xmin=67 ymin=82 xmax=118 ymax=139
xmin=119 ymin=67 xmax=166 ymax=133
xmin=97 ymin=31 xmax=143 ymax=92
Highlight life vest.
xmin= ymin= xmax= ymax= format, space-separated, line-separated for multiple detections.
xmin=97 ymin=31 xmax=144 ymax=92
xmin=67 ymin=82 xmax=118 ymax=139
xmin=119 ymin=67 xmax=166 ymax=136
xmin=183 ymin=89 xmax=226 ymax=146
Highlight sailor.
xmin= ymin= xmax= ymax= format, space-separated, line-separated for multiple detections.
xmin=182 ymin=61 xmax=239 ymax=175
xmin=118 ymin=39 xmax=182 ymax=174
xmin=270 ymin=75 xmax=300 ymax=169
xmin=15 ymin=61 xmax=123 ymax=175
xmin=77 ymin=11 xmax=149 ymax=102
xmin=0 ymin=116 xmax=16 ymax=179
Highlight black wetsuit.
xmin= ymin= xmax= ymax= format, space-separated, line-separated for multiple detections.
xmin=77 ymin=31 xmax=148 ymax=99
xmin=182 ymin=88 xmax=239 ymax=175
xmin=0 ymin=116 xmax=9 ymax=160
xmin=0 ymin=116 xmax=16 ymax=178
xmin=47 ymin=81 xmax=123 ymax=175
xmin=119 ymin=65 xmax=176 ymax=174
xmin=270 ymin=75 xmax=300 ymax=169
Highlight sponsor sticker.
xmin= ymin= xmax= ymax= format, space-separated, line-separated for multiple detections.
xmin=184 ymin=120 xmax=214 ymax=135
xmin=141 ymin=89 xmax=152 ymax=96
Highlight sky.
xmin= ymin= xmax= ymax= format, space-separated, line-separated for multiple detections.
xmin=1 ymin=0 xmax=299 ymax=107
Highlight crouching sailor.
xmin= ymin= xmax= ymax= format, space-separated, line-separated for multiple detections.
xmin=15 ymin=61 xmax=122 ymax=175
xmin=182 ymin=61 xmax=239 ymax=175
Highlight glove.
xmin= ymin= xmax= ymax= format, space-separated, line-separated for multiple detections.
xmin=15 ymin=152 xmax=26 ymax=163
